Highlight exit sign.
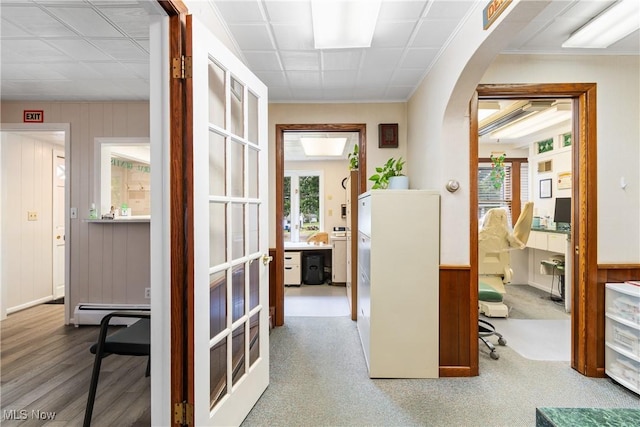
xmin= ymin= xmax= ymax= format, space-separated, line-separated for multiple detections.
xmin=23 ymin=110 xmax=44 ymax=123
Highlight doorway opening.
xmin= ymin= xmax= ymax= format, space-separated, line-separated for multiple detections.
xmin=274 ymin=124 xmax=367 ymax=326
xmin=476 ymin=97 xmax=572 ymax=362
xmin=0 ymin=124 xmax=70 ymax=322
xmin=472 ymin=83 xmax=598 ymax=376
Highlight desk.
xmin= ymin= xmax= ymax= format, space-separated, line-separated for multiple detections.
xmin=284 ymin=242 xmax=333 ymax=286
xmin=527 ymin=228 xmax=571 ymax=313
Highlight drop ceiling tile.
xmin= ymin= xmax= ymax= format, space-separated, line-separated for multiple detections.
xmin=358 ymin=67 xmax=393 ymax=85
xmin=91 ymin=39 xmax=148 ymax=60
xmin=322 ymin=70 xmax=357 ymax=87
xmin=321 ymin=86 xmax=355 ymax=101
xmin=291 ymin=86 xmax=324 ymax=101
xmin=228 ymin=23 xmax=274 ymax=50
xmin=1 ymin=39 xmax=69 ymax=62
xmin=84 ymin=61 xmax=137 ymax=79
xmin=123 ymin=62 xmax=150 ymax=79
xmin=263 ymin=0 xmax=311 ymax=23
xmin=385 ymin=86 xmax=414 ymax=101
xmin=426 ymin=0 xmax=476 ymax=19
xmin=243 ymin=51 xmax=282 ymax=72
xmin=280 ymin=51 xmax=319 ymax=71
xmin=271 ymin=24 xmax=314 ymax=50
xmin=286 ymin=70 xmax=320 ymax=88
xmin=377 ymin=1 xmax=428 ymax=21
xmin=213 ymin=0 xmax=265 ymax=23
xmin=401 ymin=47 xmax=438 ymax=68
xmin=98 ymin=6 xmax=151 ymax=38
xmin=0 ymin=18 xmax=33 ymax=37
xmin=45 ymin=6 xmax=125 ymax=37
xmin=266 ymin=86 xmax=293 ymax=101
xmin=391 ymin=68 xmax=425 ymax=85
xmin=321 ymin=50 xmax=362 ymax=71
xmin=0 ymin=5 xmax=78 ymax=37
xmin=135 ymin=39 xmax=150 ymax=52
xmin=50 ymin=39 xmax=113 ymax=61
xmin=411 ymin=19 xmax=459 ymax=48
xmin=361 ymin=48 xmax=403 ymax=70
xmin=47 ymin=62 xmax=104 ymax=79
xmin=352 ymin=85 xmax=387 ymax=100
xmin=252 ymin=70 xmax=287 ymax=87
xmin=372 ymin=21 xmax=416 ymax=48
xmin=0 ymin=63 xmax=65 ymax=80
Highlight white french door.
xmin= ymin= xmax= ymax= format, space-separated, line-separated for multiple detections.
xmin=191 ymin=17 xmax=269 ymax=426
xmin=52 ymin=150 xmax=65 ymax=299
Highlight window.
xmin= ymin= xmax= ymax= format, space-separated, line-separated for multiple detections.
xmin=283 ymin=171 xmax=323 ymax=242
xmin=478 ymin=159 xmax=529 ymax=225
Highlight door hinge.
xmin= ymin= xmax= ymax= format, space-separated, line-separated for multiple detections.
xmin=174 ymin=401 xmax=194 ymax=425
xmin=172 ymin=55 xmax=192 ymax=79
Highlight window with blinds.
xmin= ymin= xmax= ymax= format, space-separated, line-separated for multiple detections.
xmin=478 ymin=161 xmax=530 ymax=224
xmin=479 ymin=162 xmax=512 ymax=222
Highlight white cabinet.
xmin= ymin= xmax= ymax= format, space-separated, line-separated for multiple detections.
xmin=605 ymin=282 xmax=640 ymax=394
xmin=357 ymin=190 xmax=440 ymax=378
xmin=331 ymin=236 xmax=347 ymax=283
xmin=284 ymin=251 xmax=301 ymax=286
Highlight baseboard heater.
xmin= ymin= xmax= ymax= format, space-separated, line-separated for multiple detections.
xmin=74 ymin=303 xmax=150 ymax=326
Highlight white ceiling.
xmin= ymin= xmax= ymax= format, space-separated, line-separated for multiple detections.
xmin=1 ymin=0 xmax=638 ymax=103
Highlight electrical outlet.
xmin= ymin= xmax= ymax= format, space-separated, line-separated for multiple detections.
xmin=70 ymin=207 xmax=78 ymax=219
xmin=144 ymin=288 xmax=151 ymax=299
xmin=28 ymin=211 xmax=38 ymax=221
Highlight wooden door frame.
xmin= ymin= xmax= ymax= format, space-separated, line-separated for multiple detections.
xmin=473 ymin=83 xmax=597 ymax=376
xmin=274 ymin=124 xmax=367 ymax=326
xmin=156 ymin=0 xmax=194 ymax=424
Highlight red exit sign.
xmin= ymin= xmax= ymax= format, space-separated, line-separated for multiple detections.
xmin=23 ymin=110 xmax=44 ymax=122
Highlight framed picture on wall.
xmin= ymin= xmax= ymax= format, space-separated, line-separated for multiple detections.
xmin=378 ymin=123 xmax=398 ymax=148
xmin=540 ymin=178 xmax=552 ymax=199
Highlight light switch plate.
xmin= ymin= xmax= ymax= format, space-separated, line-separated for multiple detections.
xmin=70 ymin=207 xmax=77 ymax=219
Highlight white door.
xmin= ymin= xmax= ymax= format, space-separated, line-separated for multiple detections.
xmin=52 ymin=150 xmax=65 ymax=299
xmin=192 ymin=17 xmax=270 ymax=425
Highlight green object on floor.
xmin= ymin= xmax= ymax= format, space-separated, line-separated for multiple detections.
xmin=479 ymin=281 xmax=503 ymax=302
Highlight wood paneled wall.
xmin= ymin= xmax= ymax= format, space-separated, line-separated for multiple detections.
xmin=1 ymin=101 xmax=150 ymax=324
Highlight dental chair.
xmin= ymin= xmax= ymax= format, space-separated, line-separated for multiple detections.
xmin=478 ymin=202 xmax=533 ymax=359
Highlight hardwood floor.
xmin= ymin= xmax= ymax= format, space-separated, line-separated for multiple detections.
xmin=1 ymin=304 xmax=150 ymax=426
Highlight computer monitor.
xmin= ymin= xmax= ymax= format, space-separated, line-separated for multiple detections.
xmin=554 ymin=197 xmax=571 ymax=230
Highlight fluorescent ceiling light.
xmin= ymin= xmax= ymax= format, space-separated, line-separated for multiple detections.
xmin=311 ymin=0 xmax=381 ymax=49
xmin=563 ymin=0 xmax=640 ymax=48
xmin=478 ymin=101 xmax=500 ymax=121
xmin=490 ymin=107 xmax=571 ymax=139
xmin=300 ymin=137 xmax=347 ymax=156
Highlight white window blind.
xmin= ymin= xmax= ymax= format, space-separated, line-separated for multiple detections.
xmin=478 ymin=162 xmax=513 ymax=222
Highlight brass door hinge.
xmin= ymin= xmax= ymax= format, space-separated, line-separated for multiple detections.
xmin=172 ymin=55 xmax=192 ymax=79
xmin=174 ymin=401 xmax=194 ymax=425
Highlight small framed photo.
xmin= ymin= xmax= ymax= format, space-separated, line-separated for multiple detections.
xmin=378 ymin=123 xmax=398 ymax=148
xmin=540 ymin=178 xmax=552 ymax=199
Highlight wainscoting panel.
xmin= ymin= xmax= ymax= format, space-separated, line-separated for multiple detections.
xmin=439 ymin=266 xmax=474 ymax=377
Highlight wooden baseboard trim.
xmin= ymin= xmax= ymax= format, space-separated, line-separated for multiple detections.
xmin=439 ymin=366 xmax=472 ymax=377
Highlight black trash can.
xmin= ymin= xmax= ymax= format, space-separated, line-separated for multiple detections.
xmin=303 ymin=253 xmax=325 ymax=285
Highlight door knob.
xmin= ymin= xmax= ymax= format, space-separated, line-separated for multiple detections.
xmin=262 ymin=254 xmax=273 ymax=266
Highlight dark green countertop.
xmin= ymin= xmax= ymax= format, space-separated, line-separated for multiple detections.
xmin=531 ymin=226 xmax=571 ymax=235
xmin=536 ymin=408 xmax=640 ymax=427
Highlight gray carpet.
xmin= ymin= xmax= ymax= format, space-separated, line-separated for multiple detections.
xmin=503 ymin=284 xmax=569 ymax=320
xmin=242 ymin=316 xmax=638 ymax=427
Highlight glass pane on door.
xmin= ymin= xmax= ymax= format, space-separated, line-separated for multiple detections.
xmin=208 ymin=61 xmax=226 ymax=129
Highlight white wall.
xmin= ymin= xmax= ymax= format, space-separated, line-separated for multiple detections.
xmin=1 ymin=132 xmax=57 ymax=314
xmin=407 ymin=0 xmax=549 ymax=265
xmin=482 ymin=54 xmax=640 ymax=263
xmin=0 ymin=102 xmax=151 ymax=323
xmin=284 ymin=160 xmax=349 ymax=233
xmin=268 ymin=102 xmax=407 ymax=247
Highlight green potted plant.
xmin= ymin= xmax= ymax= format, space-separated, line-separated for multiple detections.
xmin=489 ymin=153 xmax=506 ymax=190
xmin=369 ymin=157 xmax=408 ymax=189
xmin=348 ymin=143 xmax=359 ymax=170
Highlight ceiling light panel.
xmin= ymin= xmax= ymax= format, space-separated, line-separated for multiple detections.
xmin=311 ymin=0 xmax=381 ymax=49
xmin=300 ymin=137 xmax=347 ymax=156
xmin=490 ymin=108 xmax=572 ymax=139
xmin=563 ymin=0 xmax=640 ymax=48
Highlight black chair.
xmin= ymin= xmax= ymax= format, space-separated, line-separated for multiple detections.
xmin=84 ymin=311 xmax=150 ymax=427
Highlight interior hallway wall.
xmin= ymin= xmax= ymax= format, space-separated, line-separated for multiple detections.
xmin=481 ymin=54 xmax=640 ymax=264
xmin=0 ymin=102 xmax=150 ymax=324
xmin=0 ymin=132 xmax=58 ymax=315
xmin=268 ymin=102 xmax=407 ymax=248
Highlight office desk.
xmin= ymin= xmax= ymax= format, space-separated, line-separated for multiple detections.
xmin=284 ymin=242 xmax=333 ymax=286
